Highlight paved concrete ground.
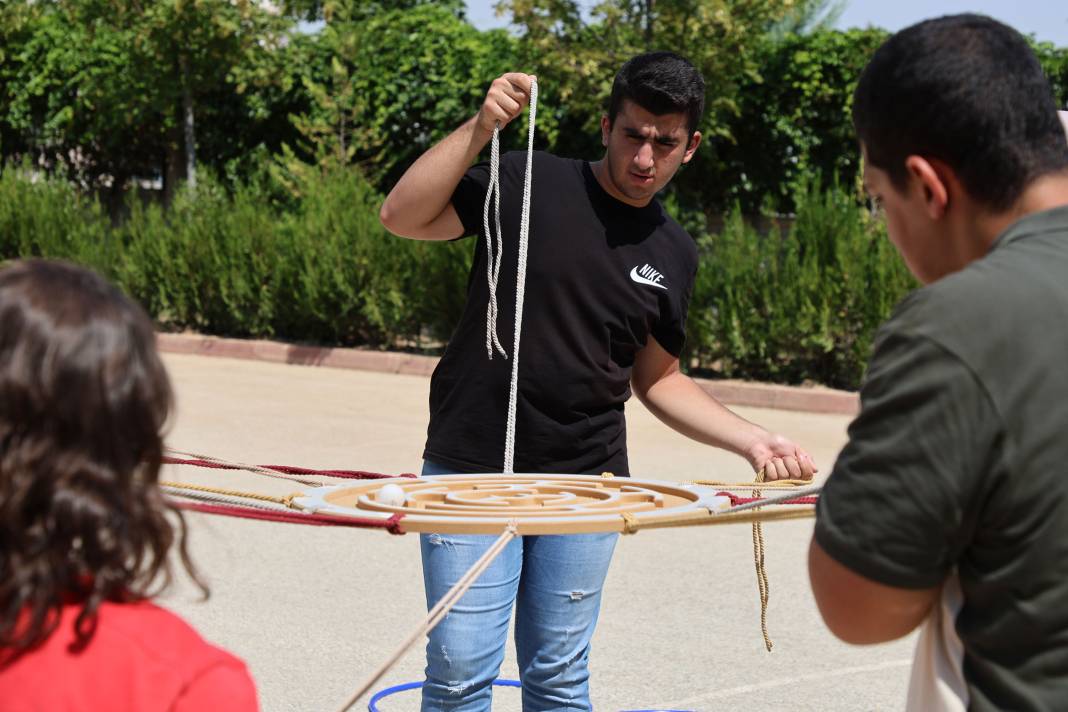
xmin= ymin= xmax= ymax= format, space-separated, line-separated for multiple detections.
xmin=157 ymin=353 xmax=914 ymax=712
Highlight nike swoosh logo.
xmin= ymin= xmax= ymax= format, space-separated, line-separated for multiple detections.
xmin=629 ymin=266 xmax=668 ymax=289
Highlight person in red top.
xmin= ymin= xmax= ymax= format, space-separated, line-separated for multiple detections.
xmin=0 ymin=259 xmax=258 ymax=711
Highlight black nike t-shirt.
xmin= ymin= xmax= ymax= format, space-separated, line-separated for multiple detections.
xmin=422 ymin=151 xmax=698 ymax=475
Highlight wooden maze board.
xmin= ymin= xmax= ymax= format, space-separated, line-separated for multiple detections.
xmin=294 ymin=474 xmax=735 ymax=535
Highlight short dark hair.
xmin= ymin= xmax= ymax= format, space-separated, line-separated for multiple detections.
xmin=853 ymin=14 xmax=1068 ymax=211
xmin=0 ymin=260 xmax=204 ymax=661
xmin=608 ymin=51 xmax=706 ymax=139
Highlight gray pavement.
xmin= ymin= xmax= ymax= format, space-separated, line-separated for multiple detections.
xmin=157 ymin=353 xmax=913 ymax=712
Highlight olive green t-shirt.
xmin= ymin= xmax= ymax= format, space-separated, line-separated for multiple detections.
xmin=815 ymin=205 xmax=1068 ymax=711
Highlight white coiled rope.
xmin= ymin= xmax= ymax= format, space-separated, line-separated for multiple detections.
xmin=482 ymin=78 xmax=538 ymax=475
xmin=483 ymin=115 xmax=507 ymax=359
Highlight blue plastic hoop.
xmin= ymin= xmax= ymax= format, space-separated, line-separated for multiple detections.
xmin=368 ymin=679 xmax=522 ymax=711
xmin=366 ymin=679 xmax=692 ymax=712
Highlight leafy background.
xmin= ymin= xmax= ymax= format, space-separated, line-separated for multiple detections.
xmin=1 ymin=0 xmax=1065 ymax=388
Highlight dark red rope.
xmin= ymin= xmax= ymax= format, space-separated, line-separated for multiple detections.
xmin=163 ymin=456 xmax=417 ymax=480
xmin=717 ymin=492 xmax=819 ymax=506
xmin=174 ymin=500 xmax=406 ymax=534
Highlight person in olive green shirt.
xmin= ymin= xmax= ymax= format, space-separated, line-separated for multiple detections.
xmin=808 ymin=14 xmax=1068 ymax=712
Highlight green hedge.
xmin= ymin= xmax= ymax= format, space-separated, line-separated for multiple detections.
xmin=0 ymin=169 xmax=115 ymax=272
xmin=0 ymin=163 xmax=472 ymax=348
xmin=0 ymin=164 xmax=915 ymax=390
xmin=684 ymin=179 xmax=915 ymax=390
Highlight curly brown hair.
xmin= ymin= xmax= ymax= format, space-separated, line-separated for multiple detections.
xmin=0 ymin=259 xmax=205 ymax=661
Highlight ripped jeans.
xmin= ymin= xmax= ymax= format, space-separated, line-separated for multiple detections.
xmin=419 ymin=460 xmax=618 ymax=711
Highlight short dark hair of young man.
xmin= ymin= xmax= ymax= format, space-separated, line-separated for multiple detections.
xmin=607 ymin=50 xmax=706 ymax=141
xmin=808 ymin=14 xmax=1068 ymax=712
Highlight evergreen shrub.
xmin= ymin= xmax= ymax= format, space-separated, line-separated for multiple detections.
xmin=685 ymin=178 xmax=916 ymax=389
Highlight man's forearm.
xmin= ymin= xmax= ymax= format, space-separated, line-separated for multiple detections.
xmin=634 ymin=370 xmax=763 ymax=458
xmin=630 ymin=337 xmax=814 ymax=480
xmin=379 ymin=115 xmax=491 ymax=238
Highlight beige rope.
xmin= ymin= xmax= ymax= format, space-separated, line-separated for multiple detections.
xmin=641 ymin=506 xmax=815 ymax=530
xmin=335 ymin=521 xmax=520 ymax=712
xmin=620 ymin=511 xmax=640 ymax=535
xmin=688 ymin=478 xmax=812 ymax=489
xmin=161 ymin=486 xmax=296 ymax=513
xmin=160 ymin=480 xmax=306 ymax=509
xmin=165 ymin=447 xmax=325 ymax=488
xmin=693 ymin=475 xmax=821 ymax=652
xmin=751 ymin=470 xmax=773 ymax=652
xmin=608 ymin=493 xmax=817 ymax=535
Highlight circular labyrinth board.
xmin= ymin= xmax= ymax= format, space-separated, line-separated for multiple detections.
xmin=295 ymin=474 xmax=732 ymax=535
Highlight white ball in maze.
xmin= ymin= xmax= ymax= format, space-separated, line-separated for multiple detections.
xmin=375 ymin=482 xmax=408 ymax=507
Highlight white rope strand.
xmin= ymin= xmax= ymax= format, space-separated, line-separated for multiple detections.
xmin=479 ymin=78 xmax=538 ymax=473
xmin=502 ymin=78 xmax=537 ymax=474
xmin=483 ymin=123 xmax=506 ymax=359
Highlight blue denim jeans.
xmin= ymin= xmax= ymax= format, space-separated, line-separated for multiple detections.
xmin=419 ymin=460 xmax=618 ymax=711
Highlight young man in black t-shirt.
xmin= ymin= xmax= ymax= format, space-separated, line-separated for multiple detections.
xmin=807 ymin=16 xmax=1068 ymax=711
xmin=381 ymin=52 xmax=816 ymax=711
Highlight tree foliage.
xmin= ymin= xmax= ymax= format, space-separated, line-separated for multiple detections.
xmin=0 ymin=0 xmax=295 ymax=203
xmin=1033 ymin=40 xmax=1068 ymax=109
xmin=288 ymin=3 xmax=519 ymax=191
xmin=3 ymin=1 xmax=1063 ymax=214
xmin=706 ymin=28 xmax=888 ymax=213
xmin=500 ymin=0 xmax=804 ymax=169
xmin=768 ymin=0 xmax=844 ymax=39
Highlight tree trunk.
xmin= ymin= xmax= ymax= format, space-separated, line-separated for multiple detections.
xmin=105 ymin=172 xmax=129 ymax=225
xmin=163 ymin=126 xmax=183 ymax=205
xmin=644 ymin=0 xmax=654 ymax=48
xmin=180 ymin=54 xmax=197 ymax=190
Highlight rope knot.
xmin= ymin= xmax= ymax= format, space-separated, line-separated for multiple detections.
xmin=385 ymin=513 xmax=405 ymax=535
